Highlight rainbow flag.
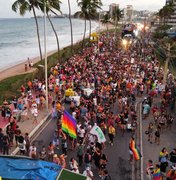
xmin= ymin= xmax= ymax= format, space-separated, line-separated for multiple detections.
xmin=62 ymin=110 xmax=77 ymax=139
xmin=130 ymin=139 xmax=141 ymax=161
xmin=153 ymin=168 xmax=162 ymax=180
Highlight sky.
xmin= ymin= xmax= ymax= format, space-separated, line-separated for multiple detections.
xmin=0 ymin=0 xmax=166 ymax=18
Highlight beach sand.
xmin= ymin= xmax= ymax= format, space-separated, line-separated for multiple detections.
xmin=0 ymin=24 xmax=114 ymax=82
xmin=0 ymin=50 xmax=57 ymax=82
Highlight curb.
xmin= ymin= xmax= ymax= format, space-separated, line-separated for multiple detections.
xmin=11 ymin=113 xmax=51 ymax=155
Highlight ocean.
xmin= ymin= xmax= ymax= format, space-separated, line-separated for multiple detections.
xmin=0 ymin=18 xmax=98 ymax=71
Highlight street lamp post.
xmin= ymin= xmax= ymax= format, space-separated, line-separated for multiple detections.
xmin=44 ymin=1 xmax=48 ymax=110
xmin=98 ymin=10 xmax=101 ymax=53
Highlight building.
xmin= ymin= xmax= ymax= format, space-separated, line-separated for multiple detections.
xmin=123 ymin=5 xmax=133 ymax=22
xmin=109 ymin=3 xmax=119 ymax=19
xmin=166 ymin=0 xmax=176 ymax=26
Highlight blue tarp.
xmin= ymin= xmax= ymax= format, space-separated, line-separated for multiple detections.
xmin=0 ymin=156 xmax=62 ymax=180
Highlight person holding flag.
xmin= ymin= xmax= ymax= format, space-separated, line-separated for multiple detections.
xmin=153 ymin=164 xmax=162 ymax=180
xmin=129 ymin=137 xmax=142 ymax=161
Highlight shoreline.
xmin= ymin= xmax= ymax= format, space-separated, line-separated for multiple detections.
xmin=0 ymin=49 xmax=57 ymax=82
xmin=0 ymin=23 xmax=113 ymax=82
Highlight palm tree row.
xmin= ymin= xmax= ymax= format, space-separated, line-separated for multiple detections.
xmin=76 ymin=0 xmax=102 ymax=50
xmin=12 ymin=0 xmax=61 ymax=61
xmin=12 ymin=0 xmax=103 ymax=61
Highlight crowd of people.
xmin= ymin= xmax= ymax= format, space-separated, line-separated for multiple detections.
xmin=146 ymin=147 xmax=176 ymax=180
xmin=0 ymin=29 xmax=176 ymax=179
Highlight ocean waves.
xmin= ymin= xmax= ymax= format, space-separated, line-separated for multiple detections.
xmin=0 ymin=18 xmax=98 ymax=71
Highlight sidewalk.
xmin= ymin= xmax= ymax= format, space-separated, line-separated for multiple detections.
xmin=0 ymin=107 xmax=51 ymax=155
xmin=140 ymin=96 xmax=176 ymax=180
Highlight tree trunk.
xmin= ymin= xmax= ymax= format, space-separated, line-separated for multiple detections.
xmin=32 ymin=6 xmax=43 ymax=61
xmin=47 ymin=13 xmax=60 ymax=61
xmin=82 ymin=18 xmax=87 ymax=51
xmin=115 ymin=17 xmax=117 ymax=41
xmin=89 ymin=19 xmax=92 ymax=39
xmin=68 ymin=0 xmax=73 ymax=55
xmin=106 ymin=22 xmax=109 ymax=37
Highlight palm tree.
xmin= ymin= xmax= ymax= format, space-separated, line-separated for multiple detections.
xmin=68 ymin=0 xmax=74 ymax=55
xmin=112 ymin=7 xmax=123 ymax=40
xmin=101 ymin=12 xmax=110 ymax=34
xmin=76 ymin=0 xmax=102 ymax=50
xmin=37 ymin=0 xmax=62 ymax=60
xmin=76 ymin=0 xmax=90 ymax=51
xmin=12 ymin=0 xmax=43 ymax=61
xmin=87 ymin=0 xmax=102 ymax=40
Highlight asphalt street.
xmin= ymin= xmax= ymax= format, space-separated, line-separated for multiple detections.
xmin=33 ymin=102 xmax=132 ymax=180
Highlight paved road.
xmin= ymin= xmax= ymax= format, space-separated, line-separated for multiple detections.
xmin=33 ymin=103 xmax=132 ymax=180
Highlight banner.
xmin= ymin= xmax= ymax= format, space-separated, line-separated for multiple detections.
xmin=90 ymin=125 xmax=106 ymax=143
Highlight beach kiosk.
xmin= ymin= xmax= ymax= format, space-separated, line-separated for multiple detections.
xmin=0 ymin=156 xmax=89 ymax=180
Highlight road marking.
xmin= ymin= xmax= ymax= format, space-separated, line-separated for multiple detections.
xmin=132 ymin=102 xmax=138 ymax=180
xmin=139 ymin=103 xmax=144 ymax=180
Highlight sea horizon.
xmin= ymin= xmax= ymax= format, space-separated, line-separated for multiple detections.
xmin=0 ymin=18 xmax=98 ymax=72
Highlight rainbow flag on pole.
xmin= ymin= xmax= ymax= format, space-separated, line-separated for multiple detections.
xmin=62 ymin=110 xmax=77 ymax=139
xmin=130 ymin=138 xmax=141 ymax=161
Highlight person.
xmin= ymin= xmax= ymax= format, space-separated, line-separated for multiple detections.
xmin=0 ymin=128 xmax=4 ymax=153
xmin=153 ymin=164 xmax=162 ymax=180
xmin=83 ymin=167 xmax=94 ymax=179
xmin=102 ymin=169 xmax=111 ymax=180
xmin=69 ymin=157 xmax=79 ymax=173
xmin=169 ymin=148 xmax=176 ymax=166
xmin=53 ymin=154 xmax=61 ymax=165
xmin=18 ymin=135 xmax=26 ymax=155
xmin=24 ymin=133 xmax=30 ymax=155
xmin=147 ymin=122 xmax=153 ymax=144
xmin=154 ymin=128 xmax=160 ymax=145
xmin=93 ymin=146 xmax=101 ymax=173
xmin=159 ymin=147 xmax=169 ymax=173
xmin=39 ymin=146 xmax=47 ymax=161
xmin=21 ymin=107 xmax=28 ymax=122
xmin=77 ymin=142 xmax=84 ymax=166
xmin=60 ymin=154 xmax=66 ymax=168
xmin=146 ymin=160 xmax=154 ymax=180
xmin=14 ymin=126 xmax=21 ymax=146
xmin=129 ymin=145 xmax=133 ymax=162
xmin=29 ymin=143 xmax=37 ymax=158
xmin=99 ymin=154 xmax=108 ymax=177
xmin=108 ymin=124 xmax=115 ymax=146
xmin=84 ymin=149 xmax=92 ymax=168
xmin=25 ymin=63 xmax=28 ymax=72
xmin=143 ymin=102 xmax=150 ymax=119
xmin=31 ymin=105 xmax=38 ymax=124
xmin=47 ymin=142 xmax=55 ymax=161
xmin=2 ymin=135 xmax=9 ymax=155
xmin=166 ymin=164 xmax=176 ymax=180
xmin=61 ymin=134 xmax=67 ymax=157
xmin=52 ymin=130 xmax=59 ymax=149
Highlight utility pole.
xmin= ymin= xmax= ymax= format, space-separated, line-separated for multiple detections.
xmin=163 ymin=43 xmax=170 ymax=85
xmin=44 ymin=0 xmax=48 ymax=110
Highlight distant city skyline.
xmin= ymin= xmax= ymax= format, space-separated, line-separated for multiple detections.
xmin=0 ymin=0 xmax=166 ymax=18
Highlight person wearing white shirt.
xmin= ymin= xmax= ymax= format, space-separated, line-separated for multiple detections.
xmin=83 ymin=167 xmax=94 ymax=179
